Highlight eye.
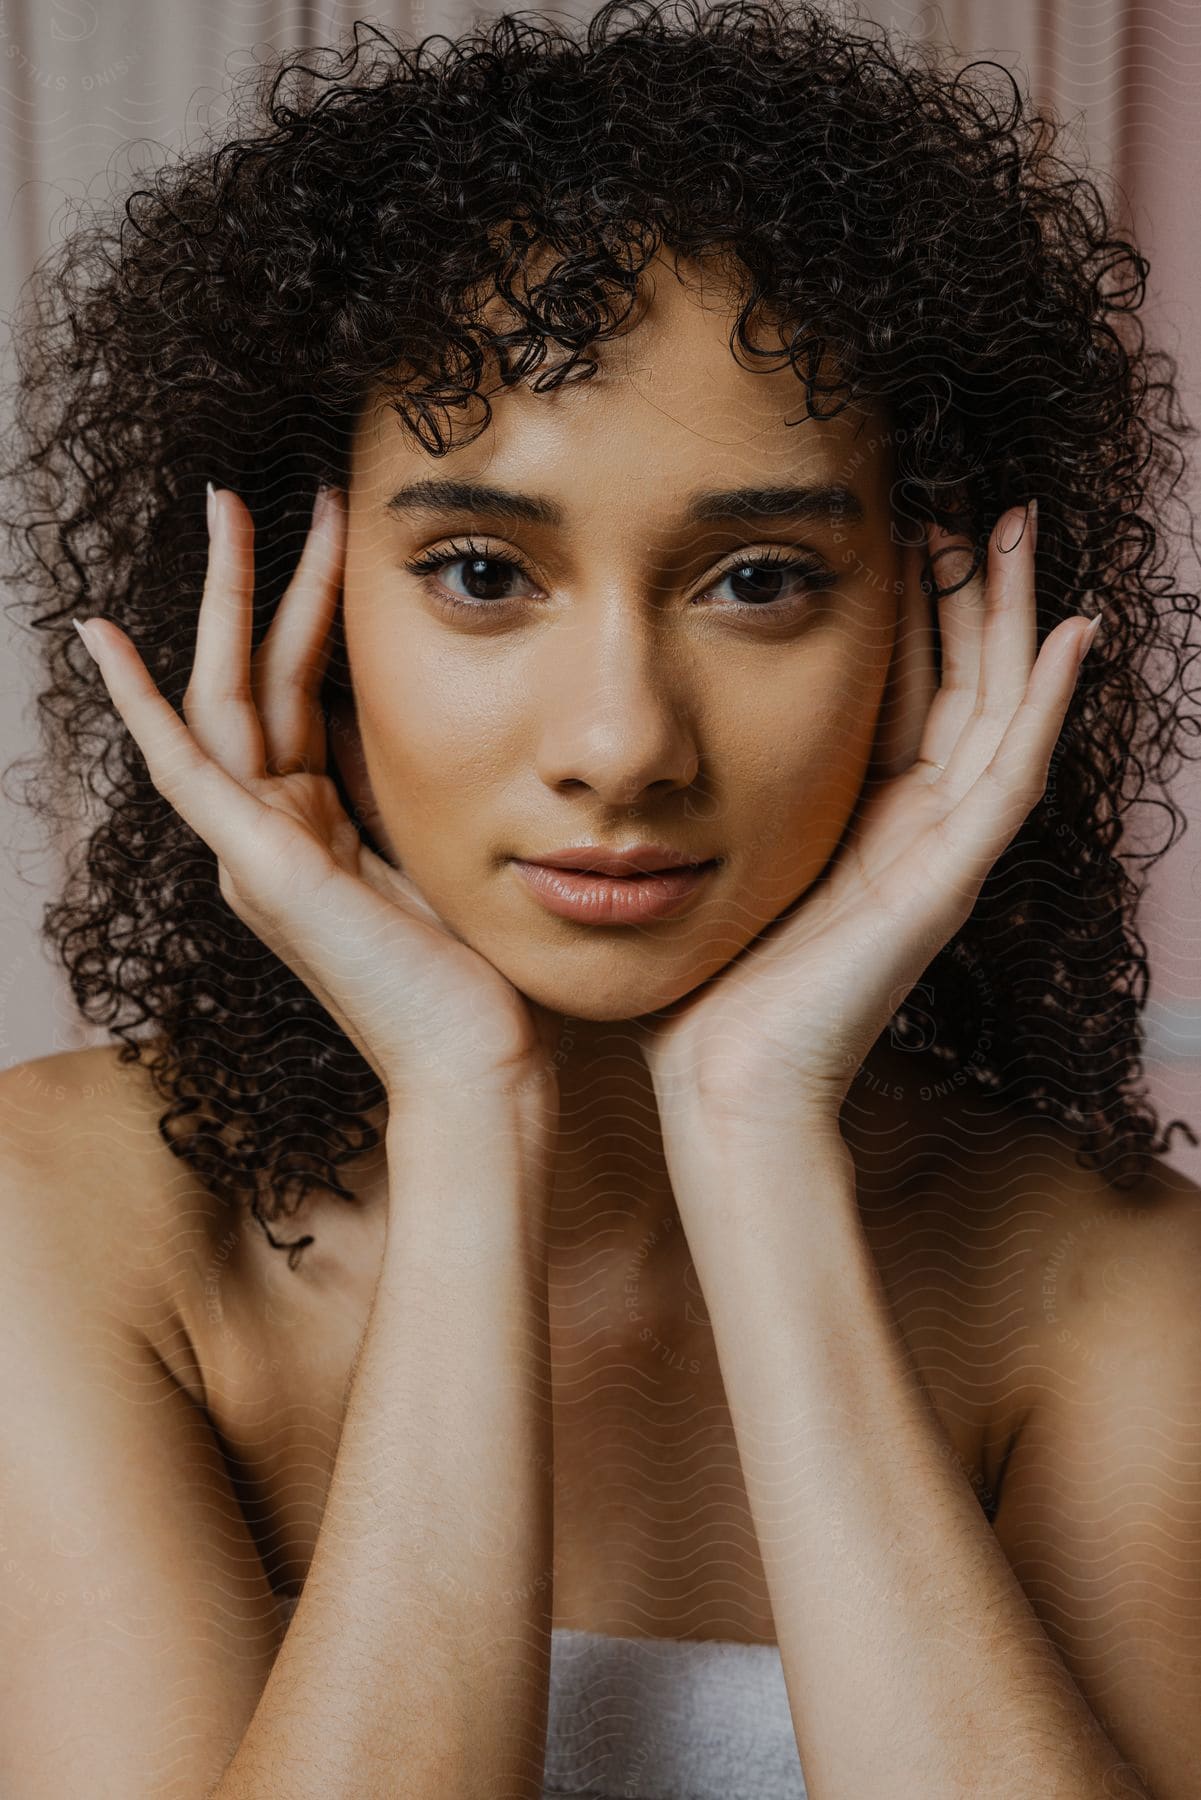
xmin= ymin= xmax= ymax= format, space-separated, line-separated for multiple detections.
xmin=704 ymin=546 xmax=839 ymax=609
xmin=401 ymin=537 xmax=839 ymax=619
xmin=403 ymin=537 xmax=536 ymax=615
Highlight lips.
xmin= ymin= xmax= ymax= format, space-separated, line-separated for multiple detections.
xmin=521 ymin=844 xmax=717 ymax=877
xmin=509 ymin=854 xmax=720 ymax=924
xmin=545 ymin=858 xmax=715 ymax=878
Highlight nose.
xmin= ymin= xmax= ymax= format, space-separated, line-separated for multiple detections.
xmin=532 ymin=600 xmax=700 ymax=808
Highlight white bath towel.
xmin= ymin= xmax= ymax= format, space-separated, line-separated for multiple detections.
xmin=543 ymin=1624 xmax=808 ymax=1800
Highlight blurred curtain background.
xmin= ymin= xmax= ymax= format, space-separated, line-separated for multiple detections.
xmin=1 ymin=0 xmax=1198 ymax=1171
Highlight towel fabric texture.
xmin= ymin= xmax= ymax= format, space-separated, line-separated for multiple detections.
xmin=543 ymin=1624 xmax=807 ymax=1800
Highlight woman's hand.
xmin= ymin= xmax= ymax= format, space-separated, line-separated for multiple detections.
xmin=635 ymin=500 xmax=1101 ymax=1130
xmin=74 ymin=483 xmax=559 ymax=1100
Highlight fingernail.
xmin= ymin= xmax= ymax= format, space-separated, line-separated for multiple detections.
xmin=311 ymin=483 xmax=332 ymax=531
xmin=206 ymin=480 xmax=218 ymax=537
xmin=1077 ymin=613 xmax=1103 ymax=666
xmin=1028 ymin=497 xmax=1038 ymax=555
xmin=73 ymin=616 xmax=98 ymax=662
xmin=997 ymin=500 xmax=1032 ymax=554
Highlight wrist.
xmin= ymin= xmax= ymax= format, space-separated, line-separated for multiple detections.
xmin=385 ymin=1064 xmax=559 ymax=1153
xmin=387 ymin=1046 xmax=559 ymax=1106
xmin=654 ymin=1074 xmax=844 ymax=1147
xmin=660 ymin=1112 xmax=856 ymax=1255
xmin=658 ymin=1095 xmax=850 ymax=1195
xmin=382 ymin=1074 xmax=560 ymax=1257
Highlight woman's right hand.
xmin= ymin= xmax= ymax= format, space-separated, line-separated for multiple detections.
xmin=74 ymin=483 xmax=559 ymax=1101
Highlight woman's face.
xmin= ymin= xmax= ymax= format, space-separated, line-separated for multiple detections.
xmin=333 ymin=250 xmax=911 ymax=1021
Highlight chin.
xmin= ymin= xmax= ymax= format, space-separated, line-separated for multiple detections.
xmin=502 ymin=946 xmax=733 ymax=1026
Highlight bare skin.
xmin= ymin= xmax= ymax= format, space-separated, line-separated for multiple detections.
xmin=2 ymin=1030 xmax=1078 ymax=1648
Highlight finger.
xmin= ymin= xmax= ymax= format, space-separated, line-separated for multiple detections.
xmin=79 ymin=614 xmax=313 ymax=885
xmin=914 ymin=507 xmax=1037 ymax=788
xmin=866 ymin=528 xmax=938 ymax=783
xmin=251 ymin=486 xmax=348 ymax=776
xmin=77 ymin=611 xmax=474 ymax=1093
xmin=926 ymin=502 xmax=1038 ymax=800
xmin=977 ymin=499 xmax=1038 ymax=719
xmin=915 ymin=610 xmax=1090 ymax=910
xmin=183 ymin=487 xmax=265 ymax=784
xmin=910 ymin=515 xmax=990 ymax=777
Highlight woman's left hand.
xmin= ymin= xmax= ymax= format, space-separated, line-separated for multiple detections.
xmin=636 ymin=500 xmax=1101 ymax=1131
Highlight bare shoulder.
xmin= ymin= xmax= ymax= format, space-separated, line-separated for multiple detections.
xmin=904 ymin=1082 xmax=1201 ymax=1502
xmin=845 ymin=1047 xmax=1201 ymax=1510
xmin=980 ymin=1104 xmax=1201 ymax=1361
xmin=0 ymin=1042 xmax=205 ymax=1381
xmin=959 ymin=1112 xmax=1201 ymax=1796
xmin=927 ymin=1092 xmax=1201 ymax=1294
xmin=0 ymin=1039 xmax=179 ymax=1223
xmin=860 ymin=1050 xmax=1201 ymax=1268
xmin=0 ymin=1045 xmax=291 ymax=1791
xmin=0 ymin=1041 xmax=391 ymax=1419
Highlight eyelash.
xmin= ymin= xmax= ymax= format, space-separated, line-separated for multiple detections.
xmin=402 ymin=536 xmax=839 ymax=621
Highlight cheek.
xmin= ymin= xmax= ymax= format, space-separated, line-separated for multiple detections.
xmin=341 ymin=546 xmax=511 ymax=795
xmin=352 ymin=655 xmax=516 ymax=831
xmin=727 ymin=663 xmax=882 ymax=892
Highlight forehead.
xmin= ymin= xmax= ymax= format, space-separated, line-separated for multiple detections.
xmin=351 ymin=247 xmax=892 ymax=505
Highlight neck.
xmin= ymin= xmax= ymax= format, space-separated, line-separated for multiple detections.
xmin=540 ymin=1015 xmax=683 ymax=1338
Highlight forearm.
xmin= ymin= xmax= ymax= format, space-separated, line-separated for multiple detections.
xmin=215 ymin=1081 xmax=557 ymax=1800
xmin=665 ymin=1116 xmax=1147 ymax=1799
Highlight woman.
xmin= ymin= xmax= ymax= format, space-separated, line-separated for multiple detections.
xmin=1 ymin=1 xmax=1199 ymax=1794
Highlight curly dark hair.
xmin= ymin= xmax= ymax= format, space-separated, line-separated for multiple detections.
xmin=3 ymin=0 xmax=1199 ymax=1268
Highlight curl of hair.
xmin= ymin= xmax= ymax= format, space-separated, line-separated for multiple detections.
xmin=3 ymin=0 xmax=1199 ymax=1267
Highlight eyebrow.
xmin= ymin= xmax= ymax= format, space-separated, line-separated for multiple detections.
xmin=383 ymin=477 xmax=866 ymax=529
